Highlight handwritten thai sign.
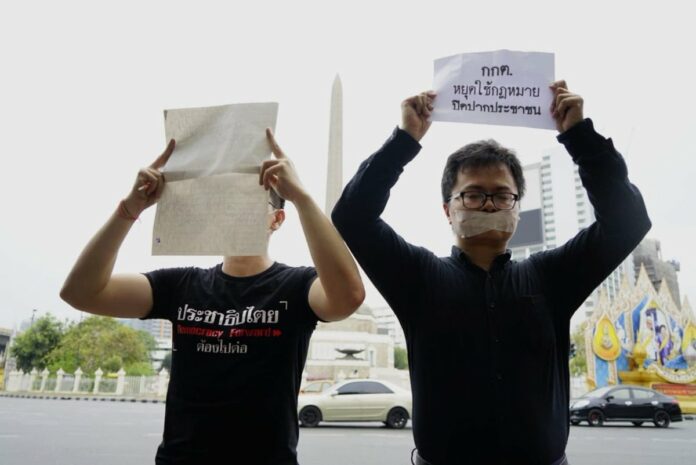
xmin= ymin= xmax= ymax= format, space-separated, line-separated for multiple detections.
xmin=431 ymin=50 xmax=555 ymax=130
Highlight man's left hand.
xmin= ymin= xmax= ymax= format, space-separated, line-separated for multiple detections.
xmin=550 ymin=80 xmax=584 ymax=133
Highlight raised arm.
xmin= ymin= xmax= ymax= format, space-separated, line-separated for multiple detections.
xmin=534 ymin=81 xmax=651 ymax=317
xmin=262 ymin=129 xmax=364 ymax=322
xmin=60 ymin=140 xmax=175 ymax=318
xmin=330 ymin=92 xmax=437 ymax=312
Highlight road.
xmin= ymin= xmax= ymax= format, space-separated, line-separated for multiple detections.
xmin=1 ymin=397 xmax=694 ymax=464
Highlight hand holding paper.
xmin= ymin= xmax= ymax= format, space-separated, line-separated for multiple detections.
xmin=123 ymin=139 xmax=175 ymax=217
xmin=261 ymin=128 xmax=308 ymax=204
xmin=431 ymin=50 xmax=556 ymax=130
xmin=550 ymin=80 xmax=584 ymax=133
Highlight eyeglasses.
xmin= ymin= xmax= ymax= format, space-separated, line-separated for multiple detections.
xmin=449 ymin=191 xmax=519 ymax=210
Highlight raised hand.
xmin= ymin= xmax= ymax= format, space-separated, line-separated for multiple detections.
xmin=261 ymin=128 xmax=307 ymax=204
xmin=400 ymin=91 xmax=436 ymax=142
xmin=550 ymin=80 xmax=584 ymax=133
xmin=122 ymin=139 xmax=175 ymax=217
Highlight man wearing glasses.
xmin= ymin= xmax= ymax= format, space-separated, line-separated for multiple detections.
xmin=332 ymin=81 xmax=651 ymax=464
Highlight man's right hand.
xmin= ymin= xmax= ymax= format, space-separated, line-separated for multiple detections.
xmin=122 ymin=139 xmax=175 ymax=216
xmin=400 ymin=91 xmax=436 ymax=142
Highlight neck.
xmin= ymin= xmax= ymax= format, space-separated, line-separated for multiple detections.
xmin=221 ymin=255 xmax=274 ymax=277
xmin=457 ymin=240 xmax=507 ymax=272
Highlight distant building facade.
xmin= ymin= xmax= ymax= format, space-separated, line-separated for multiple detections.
xmin=304 ymin=305 xmax=394 ymax=382
xmin=632 ymin=238 xmax=681 ymax=308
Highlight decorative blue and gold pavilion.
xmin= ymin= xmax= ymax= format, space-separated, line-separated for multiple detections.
xmin=584 ymin=265 xmax=696 ymax=413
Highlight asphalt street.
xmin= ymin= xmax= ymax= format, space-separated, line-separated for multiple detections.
xmin=1 ymin=397 xmax=694 ymax=465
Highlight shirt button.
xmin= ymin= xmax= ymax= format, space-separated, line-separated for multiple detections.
xmin=489 ymin=302 xmax=496 ymax=309
xmin=494 ymin=337 xmax=500 ymax=343
xmin=496 ymin=374 xmax=503 ymax=381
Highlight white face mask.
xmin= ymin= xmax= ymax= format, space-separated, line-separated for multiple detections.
xmin=451 ymin=209 xmax=520 ymax=238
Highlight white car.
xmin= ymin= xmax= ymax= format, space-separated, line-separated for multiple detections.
xmin=298 ymin=379 xmax=412 ymax=429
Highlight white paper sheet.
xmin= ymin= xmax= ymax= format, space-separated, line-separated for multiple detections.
xmin=152 ymin=102 xmax=278 ymax=256
xmin=162 ymin=102 xmax=278 ymax=181
xmin=153 ymin=173 xmax=270 ymax=256
xmin=431 ymin=50 xmax=555 ymax=130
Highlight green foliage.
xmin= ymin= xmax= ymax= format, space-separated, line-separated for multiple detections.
xmin=103 ymin=355 xmax=123 ymax=373
xmin=137 ymin=330 xmax=157 ymax=353
xmin=394 ymin=346 xmax=409 ymax=370
xmin=125 ymin=361 xmax=155 ymax=376
xmin=569 ymin=323 xmax=588 ymax=377
xmin=46 ymin=316 xmax=153 ymax=375
xmin=9 ymin=315 xmax=65 ymax=372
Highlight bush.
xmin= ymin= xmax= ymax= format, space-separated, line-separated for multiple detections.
xmin=394 ymin=347 xmax=408 ymax=370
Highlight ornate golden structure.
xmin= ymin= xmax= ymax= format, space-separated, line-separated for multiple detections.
xmin=584 ymin=265 xmax=696 ymax=413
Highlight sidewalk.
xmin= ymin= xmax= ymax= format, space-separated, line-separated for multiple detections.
xmin=0 ymin=392 xmax=165 ymax=403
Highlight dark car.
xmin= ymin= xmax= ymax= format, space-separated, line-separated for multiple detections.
xmin=569 ymin=385 xmax=683 ymax=428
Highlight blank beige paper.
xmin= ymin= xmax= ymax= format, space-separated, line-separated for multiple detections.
xmin=152 ymin=102 xmax=278 ymax=256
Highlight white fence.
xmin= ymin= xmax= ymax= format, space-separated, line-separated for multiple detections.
xmin=4 ymin=367 xmax=169 ymax=397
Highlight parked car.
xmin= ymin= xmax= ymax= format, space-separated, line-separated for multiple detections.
xmin=298 ymin=379 xmax=412 ymax=429
xmin=569 ymin=385 xmax=683 ymax=428
xmin=300 ymin=379 xmax=334 ymax=394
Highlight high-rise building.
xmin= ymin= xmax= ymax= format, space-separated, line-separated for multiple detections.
xmin=119 ymin=318 xmax=172 ymax=340
xmin=632 ymin=238 xmax=681 ymax=307
xmin=509 ymin=162 xmax=545 ymax=260
xmin=372 ymin=306 xmax=407 ymax=348
xmin=539 ymin=148 xmax=593 ymax=249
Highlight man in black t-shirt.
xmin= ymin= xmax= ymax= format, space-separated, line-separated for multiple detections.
xmin=61 ymin=128 xmax=365 ymax=464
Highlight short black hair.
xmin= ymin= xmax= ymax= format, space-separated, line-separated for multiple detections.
xmin=441 ymin=139 xmax=525 ymax=203
xmin=269 ymin=189 xmax=286 ymax=209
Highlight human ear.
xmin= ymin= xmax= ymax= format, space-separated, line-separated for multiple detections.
xmin=443 ymin=203 xmax=451 ymax=225
xmin=271 ymin=209 xmax=286 ymax=231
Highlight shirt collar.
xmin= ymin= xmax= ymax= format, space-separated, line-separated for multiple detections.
xmin=450 ymin=246 xmax=512 ymax=272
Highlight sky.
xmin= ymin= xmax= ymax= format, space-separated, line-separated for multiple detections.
xmin=1 ymin=0 xmax=694 ymax=330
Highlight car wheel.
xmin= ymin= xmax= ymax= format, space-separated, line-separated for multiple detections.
xmin=653 ymin=410 xmax=670 ymax=428
xmin=632 ymin=421 xmax=643 ymax=427
xmin=385 ymin=407 xmax=409 ymax=429
xmin=587 ymin=409 xmax=604 ymax=426
xmin=570 ymin=420 xmax=580 ymax=426
xmin=299 ymin=406 xmax=322 ymax=428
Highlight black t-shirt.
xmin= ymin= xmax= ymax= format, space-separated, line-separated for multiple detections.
xmin=143 ymin=262 xmax=318 ymax=465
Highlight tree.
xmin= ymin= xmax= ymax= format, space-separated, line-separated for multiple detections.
xmin=137 ymin=330 xmax=157 ymax=354
xmin=569 ymin=323 xmax=588 ymax=377
xmin=9 ymin=314 xmax=65 ymax=372
xmin=394 ymin=346 xmax=409 ymax=370
xmin=46 ymin=316 xmax=154 ymax=375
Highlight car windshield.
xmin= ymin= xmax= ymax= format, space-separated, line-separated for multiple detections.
xmin=583 ymin=386 xmax=613 ymax=398
xmin=302 ymin=382 xmax=329 ymax=393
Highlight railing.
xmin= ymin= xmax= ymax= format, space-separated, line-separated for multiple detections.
xmin=3 ymin=367 xmax=169 ymax=397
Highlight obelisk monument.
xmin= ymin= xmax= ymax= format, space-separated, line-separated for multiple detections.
xmin=325 ymin=74 xmax=343 ymax=215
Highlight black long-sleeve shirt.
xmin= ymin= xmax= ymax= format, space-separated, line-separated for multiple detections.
xmin=332 ymin=119 xmax=651 ymax=465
